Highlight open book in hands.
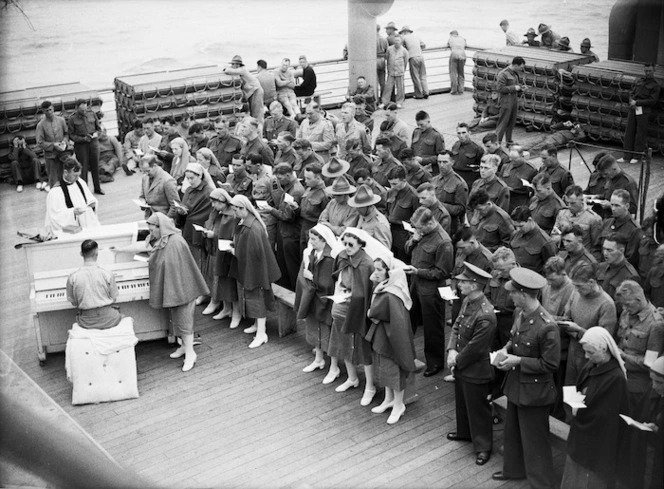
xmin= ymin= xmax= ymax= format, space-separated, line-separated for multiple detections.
xmin=438 ymin=286 xmax=459 ymax=301
xmin=563 ymin=386 xmax=587 ymax=410
xmin=619 ymin=414 xmax=655 ymax=432
xmin=489 ymin=350 xmax=508 ymax=367
xmin=323 ymin=291 xmax=352 ymax=304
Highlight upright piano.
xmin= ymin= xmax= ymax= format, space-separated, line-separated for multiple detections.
xmin=23 ymin=223 xmax=172 ymax=363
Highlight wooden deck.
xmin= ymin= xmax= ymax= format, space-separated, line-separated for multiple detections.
xmin=0 ymin=92 xmax=661 ymax=488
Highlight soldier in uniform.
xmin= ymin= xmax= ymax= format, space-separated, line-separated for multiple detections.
xmin=468 ymin=189 xmax=515 ymax=252
xmin=373 ymin=137 xmax=403 ymax=188
xmin=386 ymin=166 xmax=420 ymax=261
xmin=240 ymin=118 xmax=274 ymax=166
xmin=510 ymin=206 xmax=557 ymax=275
xmin=67 ymin=99 xmax=103 ymax=194
xmin=293 ymin=139 xmax=325 ymax=178
xmin=404 ymin=207 xmax=454 ymax=377
xmin=224 ymin=154 xmax=253 ymax=198
xmin=500 ymin=145 xmax=537 ymax=212
xmin=553 ymin=185 xmax=602 ymax=259
xmin=451 ymin=123 xmax=484 ymax=188
xmin=411 ymin=110 xmax=445 ymax=174
xmin=538 ymin=144 xmax=574 ymax=198
xmin=416 ymin=182 xmax=451 ymax=234
xmin=319 ymin=175 xmax=359 ymax=236
xmin=350 ymin=185 xmax=392 ymax=248
xmin=482 ymin=132 xmax=510 ymax=171
xmin=495 ymin=56 xmax=526 ymax=146
xmin=596 ymin=154 xmax=639 ymax=215
xmin=598 ymin=189 xmax=643 ymax=267
xmin=597 ymin=234 xmax=641 ymax=302
xmin=619 ymin=63 xmax=661 ymax=164
xmin=263 ymin=101 xmax=299 ymax=142
xmin=400 ymin=149 xmax=432 ymax=188
xmin=354 ymin=168 xmax=388 ymax=214
xmin=558 ymin=225 xmax=597 ymax=276
xmin=529 ymin=173 xmax=565 ymax=234
xmin=446 ymin=262 xmax=496 ymax=466
xmin=346 ymin=139 xmax=374 ymax=177
xmin=492 ymin=268 xmax=560 ymax=489
xmin=207 ymin=117 xmax=242 ymax=170
xmin=299 ymin=162 xmax=330 ymax=249
xmin=273 ymin=132 xmax=299 ymax=168
xmin=432 ymin=151 xmax=468 ymax=236
xmin=469 ymin=154 xmax=510 ymax=212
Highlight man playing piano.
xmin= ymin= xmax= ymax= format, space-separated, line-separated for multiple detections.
xmin=45 ymin=157 xmax=100 ymax=233
xmin=66 ymin=239 xmax=122 ymax=330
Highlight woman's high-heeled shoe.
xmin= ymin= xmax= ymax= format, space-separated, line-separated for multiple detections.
xmin=335 ymin=378 xmax=359 ymax=392
xmin=360 ymin=388 xmax=377 ymax=406
xmin=371 ymin=401 xmax=394 ymax=414
xmin=248 ymin=335 xmax=268 ymax=349
xmin=303 ymin=359 xmax=325 ymax=372
xmin=387 ymin=405 xmax=406 ymax=424
xmin=182 ymin=352 xmax=197 ymax=372
xmin=202 ymin=302 xmax=220 ymax=315
xmin=169 ymin=346 xmax=185 ymax=359
xmin=212 ymin=309 xmax=231 ymax=320
xmin=322 ymin=368 xmax=340 ymax=385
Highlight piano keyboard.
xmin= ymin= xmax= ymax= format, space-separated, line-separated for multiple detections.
xmin=33 ymin=279 xmax=152 ymax=312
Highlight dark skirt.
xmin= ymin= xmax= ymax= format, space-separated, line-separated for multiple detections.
xmin=560 ymin=455 xmax=608 ymax=489
xmin=373 ymin=352 xmax=413 ymax=391
xmin=238 ymin=285 xmax=275 ymax=319
xmin=328 ymin=301 xmax=372 ymax=365
xmin=214 ymin=250 xmax=237 ymax=302
xmin=304 ymin=315 xmax=331 ymax=352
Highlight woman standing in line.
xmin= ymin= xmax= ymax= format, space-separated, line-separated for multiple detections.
xmin=112 ymin=212 xmax=209 ymax=371
xmin=366 ymin=247 xmax=416 ymax=424
xmin=229 ymin=195 xmax=281 ymax=348
xmin=201 ymin=188 xmax=242 ymax=326
xmin=327 ymin=228 xmax=379 ymax=406
xmin=176 ymin=163 xmax=213 ymax=306
xmin=295 ymin=223 xmax=342 ymax=375
xmin=169 ymin=137 xmax=192 ymax=185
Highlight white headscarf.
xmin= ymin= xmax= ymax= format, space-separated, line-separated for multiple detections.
xmin=169 ymin=137 xmax=191 ymax=180
xmin=184 ymin=162 xmax=215 ymax=190
xmin=230 ymin=194 xmax=267 ymax=232
xmin=580 ymin=327 xmax=627 ymax=378
xmin=302 ymin=223 xmax=343 ymax=270
xmin=341 ymin=227 xmax=387 ymax=263
xmin=368 ymin=239 xmax=412 ymax=310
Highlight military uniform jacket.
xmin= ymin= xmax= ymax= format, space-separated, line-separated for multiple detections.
xmin=453 ymin=245 xmax=493 ymax=278
xmin=558 ymin=247 xmax=597 ymax=276
xmin=372 ymin=156 xmax=402 ymax=188
xmin=500 ymin=158 xmax=537 ymax=196
xmin=539 ymin=163 xmax=574 ymax=198
xmin=263 ymin=116 xmax=298 ymax=141
xmin=496 ymin=66 xmax=520 ymax=106
xmin=405 ymin=165 xmax=431 ymax=188
xmin=503 ymin=305 xmax=561 ymax=407
xmin=348 ymin=153 xmax=373 ymax=177
xmin=447 ymin=293 xmax=497 ymax=383
xmin=207 ymin=134 xmax=242 ymax=168
xmin=296 ymin=151 xmax=325 ymax=178
xmin=597 ymin=259 xmax=640 ymax=300
xmin=299 ymin=182 xmax=330 ymax=225
xmin=405 ymin=224 xmax=453 ymax=296
xmin=554 ymin=207 xmax=602 ymax=258
xmin=271 ymin=179 xmax=305 ymax=239
xmin=488 ymin=146 xmax=510 ymax=171
xmin=386 ymin=184 xmax=419 ymax=225
xmin=488 ymin=274 xmax=515 ymax=318
xmin=469 ymin=204 xmax=514 ymax=252
xmin=470 ymin=176 xmax=510 ymax=212
xmin=511 ymin=226 xmax=557 ymax=274
xmin=630 ymin=77 xmax=661 ymax=114
xmin=241 ymin=137 xmax=275 ymax=166
xmin=529 ymin=192 xmax=565 ymax=234
xmin=604 ymin=171 xmax=639 ymax=215
xmin=451 ymin=139 xmax=484 ymax=176
xmin=599 ymin=215 xmax=643 ymax=267
xmin=411 ymin=127 xmax=445 ymax=167
xmin=225 ymin=172 xmax=253 ymax=199
xmin=67 ymin=110 xmax=101 ymax=144
xmin=432 ymin=171 xmax=468 ymax=226
xmin=585 ymin=171 xmax=607 ymax=197
xmin=425 ymin=201 xmax=451 ymax=235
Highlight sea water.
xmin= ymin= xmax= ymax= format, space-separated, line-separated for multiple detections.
xmin=0 ymin=0 xmax=613 ymax=92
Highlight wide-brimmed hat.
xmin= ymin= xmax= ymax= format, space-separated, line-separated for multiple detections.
xmin=524 ymin=28 xmax=538 ymax=37
xmin=556 ymin=37 xmax=571 ymax=49
xmin=348 ymin=184 xmax=381 ymax=208
xmin=229 ymin=55 xmax=244 ymax=66
xmin=325 ymin=175 xmax=356 ymax=195
xmin=538 ymin=23 xmax=551 ymax=34
xmin=322 ymin=157 xmax=350 ymax=178
xmin=580 ymin=38 xmax=592 ymax=48
xmin=385 ymin=21 xmax=398 ymax=31
xmin=399 ymin=25 xmax=413 ymax=34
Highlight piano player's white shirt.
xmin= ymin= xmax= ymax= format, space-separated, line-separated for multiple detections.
xmin=45 ymin=178 xmax=100 ymax=233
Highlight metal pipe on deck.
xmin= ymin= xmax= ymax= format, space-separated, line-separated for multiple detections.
xmin=347 ymin=0 xmax=394 ymax=94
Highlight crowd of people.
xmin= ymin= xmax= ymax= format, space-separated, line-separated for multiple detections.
xmin=27 ymin=25 xmax=663 ymax=489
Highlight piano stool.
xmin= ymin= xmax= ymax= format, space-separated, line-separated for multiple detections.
xmin=66 ymin=318 xmax=139 ymax=405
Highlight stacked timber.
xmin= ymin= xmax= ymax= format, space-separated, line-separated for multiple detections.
xmin=570 ymin=61 xmax=664 ymax=153
xmin=113 ymin=66 xmax=245 ymax=138
xmin=0 ymin=83 xmax=102 ymax=173
xmin=472 ymin=46 xmax=595 ymax=130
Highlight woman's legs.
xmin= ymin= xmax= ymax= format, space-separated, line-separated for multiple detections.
xmin=181 ymin=333 xmax=197 ymax=372
xmin=323 ymin=356 xmax=340 ymax=384
xmin=361 ymin=364 xmax=376 ymax=406
xmin=387 ymin=389 xmax=406 ymax=424
xmin=303 ymin=347 xmax=325 ymax=372
xmin=248 ymin=317 xmax=268 ymax=348
xmin=212 ymin=300 xmax=233 ymax=320
xmin=372 ymin=387 xmax=394 ymax=413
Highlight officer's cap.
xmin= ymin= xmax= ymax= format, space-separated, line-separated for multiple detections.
xmin=504 ymin=267 xmax=547 ymax=293
xmin=454 ymin=261 xmax=492 ymax=285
